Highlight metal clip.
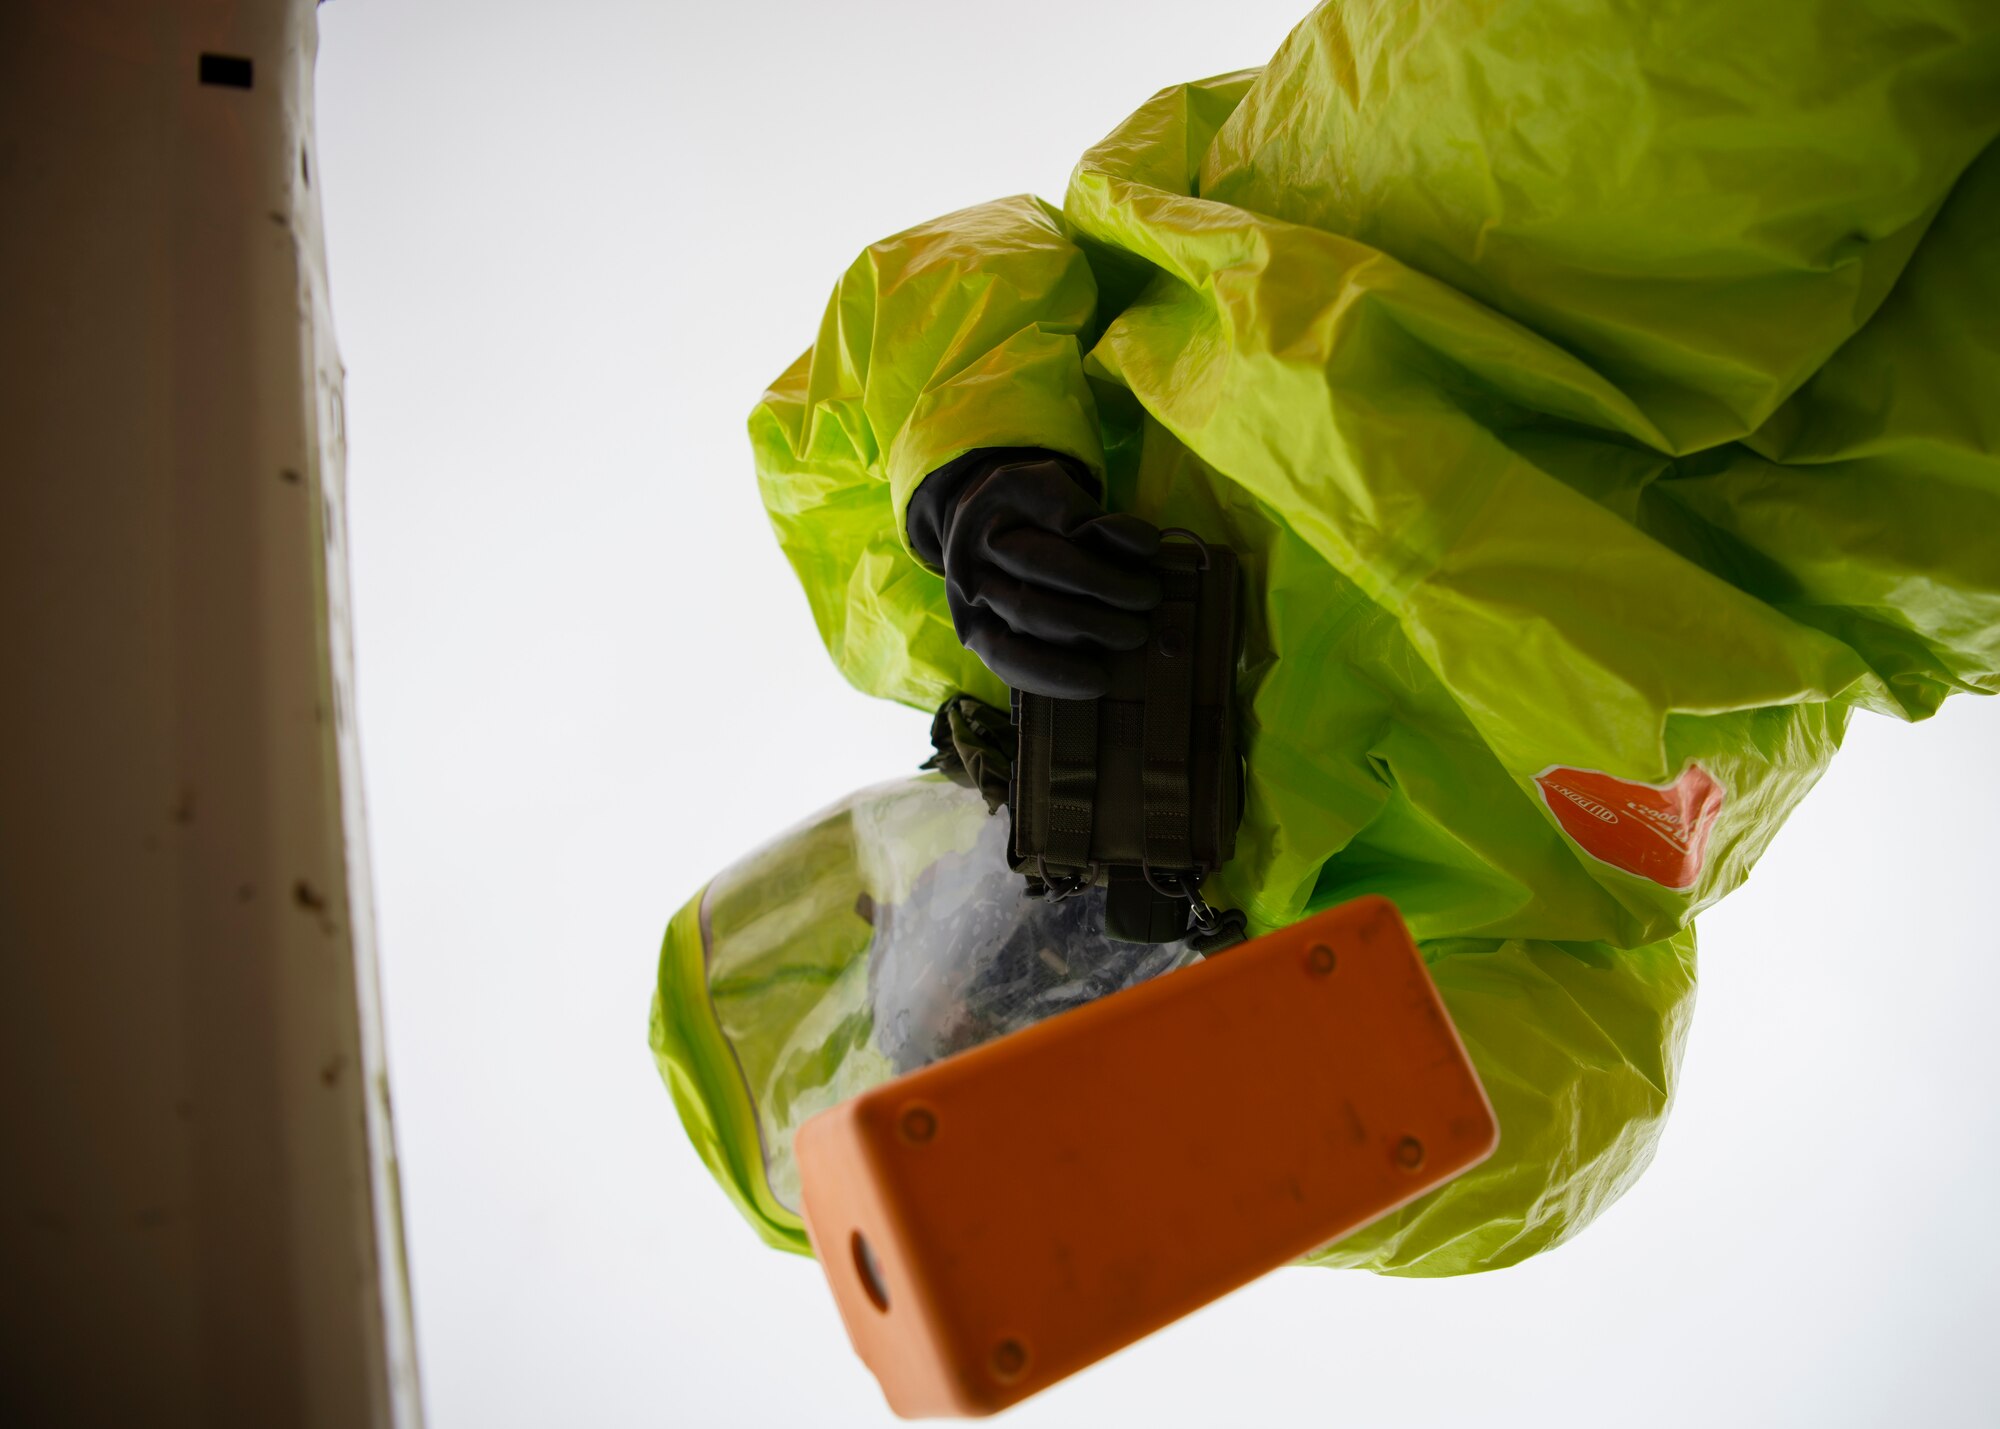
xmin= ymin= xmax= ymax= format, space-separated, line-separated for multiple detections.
xmin=1186 ymin=883 xmax=1220 ymax=935
xmin=1141 ymin=862 xmax=1223 ymax=936
xmin=1034 ymin=854 xmax=1096 ymax=902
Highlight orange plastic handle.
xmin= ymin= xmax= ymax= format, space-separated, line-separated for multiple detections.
xmin=795 ymin=896 xmax=1498 ymax=1417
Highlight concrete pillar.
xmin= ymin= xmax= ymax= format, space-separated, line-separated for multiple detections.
xmin=0 ymin=3 xmax=420 ymax=1423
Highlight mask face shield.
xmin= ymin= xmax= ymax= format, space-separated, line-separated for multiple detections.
xmin=652 ymin=775 xmax=1199 ymax=1247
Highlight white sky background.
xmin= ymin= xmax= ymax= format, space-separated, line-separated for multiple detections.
xmin=313 ymin=3 xmax=2000 ymax=1425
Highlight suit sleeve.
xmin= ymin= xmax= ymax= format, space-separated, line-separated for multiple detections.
xmin=1066 ymin=8 xmax=2000 ymax=935
xmin=748 ymin=196 xmax=1105 ymax=711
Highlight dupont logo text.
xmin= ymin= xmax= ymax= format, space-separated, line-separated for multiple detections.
xmin=1533 ymin=763 xmax=1726 ymax=891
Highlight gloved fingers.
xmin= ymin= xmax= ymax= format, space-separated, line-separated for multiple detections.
xmin=1073 ymin=512 xmax=1162 ymax=564
xmin=984 ymin=527 xmax=1162 ymax=611
xmin=966 ymin=571 xmax=1152 ymax=651
xmin=958 ymin=611 xmax=1113 ymax=700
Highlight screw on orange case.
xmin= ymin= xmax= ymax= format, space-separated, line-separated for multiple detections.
xmin=793 ymin=895 xmax=1498 ymax=1419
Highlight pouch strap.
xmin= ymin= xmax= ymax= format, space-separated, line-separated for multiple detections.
xmin=1141 ymin=568 xmax=1200 ymax=873
xmin=1042 ymin=697 xmax=1099 ymax=871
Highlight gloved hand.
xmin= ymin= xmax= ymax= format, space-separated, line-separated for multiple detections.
xmin=907 ymin=449 xmax=1162 ymax=699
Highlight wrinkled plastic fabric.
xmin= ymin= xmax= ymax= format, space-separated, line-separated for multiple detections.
xmin=699 ymin=1 xmax=2000 ymax=1274
xmin=651 ymin=777 xmax=1696 ymax=1272
xmin=649 ymin=776 xmax=1202 ymax=1255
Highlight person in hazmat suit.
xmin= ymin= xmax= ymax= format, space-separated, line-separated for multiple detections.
xmin=653 ymin=0 xmax=2000 ymax=1276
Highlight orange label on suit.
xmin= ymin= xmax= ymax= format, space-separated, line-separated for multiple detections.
xmin=1534 ymin=763 xmax=1726 ymax=891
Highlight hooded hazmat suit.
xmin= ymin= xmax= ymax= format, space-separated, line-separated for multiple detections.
xmin=657 ymin=0 xmax=2000 ymax=1275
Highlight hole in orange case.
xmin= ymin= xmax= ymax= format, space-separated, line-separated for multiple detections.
xmin=851 ymin=1231 xmax=891 ymax=1314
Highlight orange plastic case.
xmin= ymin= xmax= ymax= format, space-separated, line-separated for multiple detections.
xmin=794 ymin=896 xmax=1498 ymax=1417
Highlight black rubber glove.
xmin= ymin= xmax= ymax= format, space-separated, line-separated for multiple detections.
xmin=907 ymin=448 xmax=1162 ymax=699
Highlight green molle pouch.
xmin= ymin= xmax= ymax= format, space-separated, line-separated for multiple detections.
xmin=1011 ymin=530 xmax=1245 ymax=946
